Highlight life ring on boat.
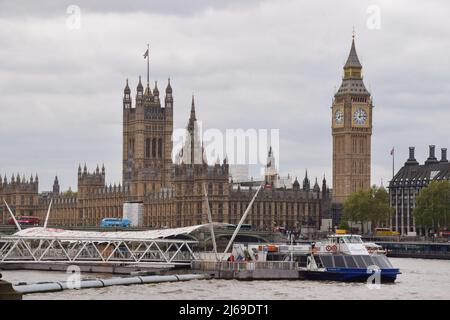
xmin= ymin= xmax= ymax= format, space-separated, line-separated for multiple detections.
xmin=331 ymin=245 xmax=338 ymax=252
xmin=326 ymin=245 xmax=332 ymax=251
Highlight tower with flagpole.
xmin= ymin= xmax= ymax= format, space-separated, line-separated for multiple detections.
xmin=122 ymin=44 xmax=173 ymax=197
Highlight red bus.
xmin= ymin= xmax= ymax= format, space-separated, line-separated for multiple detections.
xmin=8 ymin=216 xmax=40 ymax=226
xmin=438 ymin=229 xmax=450 ymax=237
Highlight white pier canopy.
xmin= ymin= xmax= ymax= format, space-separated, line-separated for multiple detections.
xmin=11 ymin=223 xmax=230 ymax=241
xmin=0 ymin=224 xmax=231 ymax=266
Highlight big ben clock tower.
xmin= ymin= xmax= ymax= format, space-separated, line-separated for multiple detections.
xmin=332 ymin=35 xmax=373 ymax=204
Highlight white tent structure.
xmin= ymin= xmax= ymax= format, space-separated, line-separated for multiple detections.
xmin=11 ymin=223 xmax=229 ymax=241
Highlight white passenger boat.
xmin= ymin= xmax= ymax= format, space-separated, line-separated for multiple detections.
xmin=230 ymin=234 xmax=400 ymax=282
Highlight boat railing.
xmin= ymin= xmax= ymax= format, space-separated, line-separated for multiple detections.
xmin=191 ymin=260 xmax=299 ymax=272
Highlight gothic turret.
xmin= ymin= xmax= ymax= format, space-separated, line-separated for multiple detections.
xmin=153 ymin=81 xmax=160 ymax=104
xmin=165 ymin=78 xmax=173 ymax=109
xmin=293 ymin=177 xmax=300 ymax=190
xmin=123 ymin=79 xmax=132 ymax=109
xmin=189 ymin=95 xmax=196 ymax=125
xmin=53 ymin=176 xmax=60 ymax=195
xmin=180 ymin=95 xmax=205 ymax=165
xmin=153 ymin=81 xmax=159 ymax=96
xmin=313 ymin=178 xmax=320 ymax=192
xmin=303 ymin=170 xmax=310 ymax=191
xmin=136 ymin=76 xmax=143 ymax=102
xmin=166 ymin=78 xmax=172 ymax=94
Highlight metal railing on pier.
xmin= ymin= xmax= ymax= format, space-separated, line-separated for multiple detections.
xmin=0 ymin=235 xmax=198 ymax=266
xmin=192 ymin=260 xmax=299 ymax=272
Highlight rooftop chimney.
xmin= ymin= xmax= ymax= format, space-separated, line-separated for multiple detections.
xmin=440 ymin=148 xmax=448 ymax=163
xmin=425 ymin=145 xmax=439 ymax=165
xmin=405 ymin=146 xmax=419 ymax=166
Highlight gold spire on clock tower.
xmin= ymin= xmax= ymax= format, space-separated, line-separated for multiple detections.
xmin=332 ymin=34 xmax=373 ymax=204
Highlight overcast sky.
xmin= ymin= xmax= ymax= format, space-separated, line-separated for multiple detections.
xmin=1 ymin=0 xmax=449 ymax=191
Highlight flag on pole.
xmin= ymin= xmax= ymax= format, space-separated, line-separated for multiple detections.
xmin=143 ymin=49 xmax=149 ymax=58
xmin=390 ymin=147 xmax=394 ymax=156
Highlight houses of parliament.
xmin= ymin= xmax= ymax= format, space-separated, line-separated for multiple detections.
xmin=0 ymin=36 xmax=374 ymax=232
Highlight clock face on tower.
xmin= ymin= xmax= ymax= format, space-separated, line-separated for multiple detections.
xmin=335 ymin=110 xmax=344 ymax=124
xmin=353 ymin=108 xmax=367 ymax=125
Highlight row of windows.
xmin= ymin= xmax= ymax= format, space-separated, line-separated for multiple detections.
xmin=351 ymin=160 xmax=367 ymax=175
xmin=145 ymin=138 xmax=163 ymax=158
xmin=351 ymin=180 xmax=366 ymax=193
xmin=230 ymin=202 xmax=318 ymax=215
xmin=0 ymin=195 xmax=35 ymax=206
xmin=127 ymin=138 xmax=164 ymax=159
xmin=351 ymin=97 xmax=368 ymax=103
xmin=335 ymin=136 xmax=345 ymax=154
xmin=351 ymin=137 xmax=368 ymax=154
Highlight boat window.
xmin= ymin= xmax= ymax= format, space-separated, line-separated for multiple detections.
xmin=343 ymin=256 xmax=357 ymax=268
xmin=372 ymin=255 xmax=393 ymax=269
xmin=319 ymin=255 xmax=334 ymax=268
xmin=333 ymin=255 xmax=346 ymax=268
xmin=353 ymin=255 xmax=366 ymax=268
xmin=370 ymin=256 xmax=384 ymax=269
xmin=349 ymin=236 xmax=363 ymax=244
xmin=362 ymin=255 xmax=374 ymax=268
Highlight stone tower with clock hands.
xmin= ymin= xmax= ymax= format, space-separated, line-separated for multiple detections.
xmin=332 ymin=34 xmax=373 ymax=204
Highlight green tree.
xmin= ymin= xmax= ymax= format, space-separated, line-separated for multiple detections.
xmin=342 ymin=186 xmax=392 ymax=234
xmin=414 ymin=180 xmax=450 ymax=231
xmin=339 ymin=219 xmax=349 ymax=230
xmin=63 ymin=187 xmax=77 ymax=197
xmin=372 ymin=186 xmax=392 ymax=227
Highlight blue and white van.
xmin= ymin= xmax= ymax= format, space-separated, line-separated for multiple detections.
xmin=100 ymin=218 xmax=131 ymax=228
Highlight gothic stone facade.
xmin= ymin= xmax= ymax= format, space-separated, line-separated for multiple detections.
xmin=1 ymin=64 xmax=332 ymax=231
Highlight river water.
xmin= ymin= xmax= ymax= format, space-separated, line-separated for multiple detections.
xmin=1 ymin=258 xmax=449 ymax=300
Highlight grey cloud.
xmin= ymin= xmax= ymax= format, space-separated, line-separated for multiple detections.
xmin=0 ymin=0 xmax=265 ymax=17
xmin=1 ymin=0 xmax=450 ymax=191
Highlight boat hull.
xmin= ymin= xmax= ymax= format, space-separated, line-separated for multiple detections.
xmin=300 ymin=268 xmax=400 ymax=283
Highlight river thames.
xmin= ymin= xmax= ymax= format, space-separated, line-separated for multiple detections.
xmin=1 ymin=258 xmax=449 ymax=300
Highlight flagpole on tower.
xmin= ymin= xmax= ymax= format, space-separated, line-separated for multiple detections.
xmin=146 ymin=43 xmax=149 ymax=85
xmin=391 ymin=147 xmax=395 ymax=179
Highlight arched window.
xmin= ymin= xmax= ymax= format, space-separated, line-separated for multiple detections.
xmin=152 ymin=138 xmax=157 ymax=158
xmin=158 ymin=138 xmax=163 ymax=158
xmin=145 ymin=138 xmax=151 ymax=158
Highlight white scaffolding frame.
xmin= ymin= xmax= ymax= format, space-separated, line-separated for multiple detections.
xmin=0 ymin=236 xmax=198 ymax=266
